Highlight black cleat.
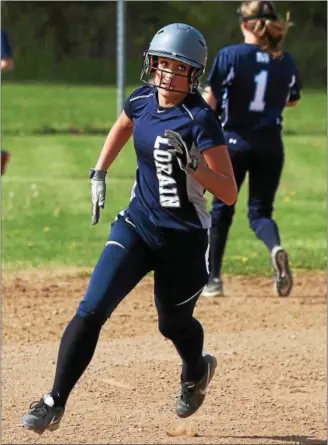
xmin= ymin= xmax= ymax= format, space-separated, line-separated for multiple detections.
xmin=176 ymin=353 xmax=217 ymax=418
xmin=20 ymin=394 xmax=65 ymax=435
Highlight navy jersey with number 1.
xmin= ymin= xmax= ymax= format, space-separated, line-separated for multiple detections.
xmin=123 ymin=85 xmax=225 ymax=233
xmin=205 ymin=42 xmax=302 ymax=293
xmin=207 ymin=43 xmax=301 ymax=133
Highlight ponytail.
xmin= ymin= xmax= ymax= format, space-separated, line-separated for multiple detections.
xmin=238 ymin=1 xmax=293 ymax=57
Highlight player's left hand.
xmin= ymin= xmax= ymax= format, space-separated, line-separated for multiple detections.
xmin=89 ymin=168 xmax=107 ymax=225
xmin=164 ymin=130 xmax=198 ymax=174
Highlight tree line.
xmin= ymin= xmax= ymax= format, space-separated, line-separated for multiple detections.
xmin=2 ymin=1 xmax=326 ymax=86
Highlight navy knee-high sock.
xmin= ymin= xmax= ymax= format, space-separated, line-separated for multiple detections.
xmin=50 ymin=314 xmax=102 ymax=407
xmin=172 ymin=318 xmax=206 ymax=383
xmin=254 ymin=219 xmax=281 ymax=252
xmin=209 ymin=226 xmax=230 ymax=279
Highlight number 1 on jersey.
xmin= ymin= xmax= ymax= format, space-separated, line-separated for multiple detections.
xmin=249 ymin=70 xmax=268 ymax=112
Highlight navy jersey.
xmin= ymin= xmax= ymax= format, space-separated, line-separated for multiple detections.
xmin=207 ymin=43 xmax=301 ymax=132
xmin=1 ymin=29 xmax=13 ymax=59
xmin=123 ymin=85 xmax=225 ymax=231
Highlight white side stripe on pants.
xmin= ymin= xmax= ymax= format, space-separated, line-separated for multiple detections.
xmin=105 ymin=241 xmax=125 ymax=249
xmin=175 ymin=285 xmax=205 ymax=306
xmin=205 ymin=229 xmax=210 ymax=275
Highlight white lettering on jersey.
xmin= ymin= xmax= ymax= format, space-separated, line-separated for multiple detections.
xmin=154 ymin=136 xmax=180 ymax=208
xmin=256 ymin=52 xmax=270 ymax=63
xmin=249 ymin=70 xmax=268 ymax=112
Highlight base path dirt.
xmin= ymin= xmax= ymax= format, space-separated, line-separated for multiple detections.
xmin=2 ymin=268 xmax=326 ymax=445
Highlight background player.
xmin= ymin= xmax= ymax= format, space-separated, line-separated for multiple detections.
xmin=1 ymin=28 xmax=14 ymax=175
xmin=202 ymin=0 xmax=301 ymax=298
xmin=20 ymin=23 xmax=237 ymax=434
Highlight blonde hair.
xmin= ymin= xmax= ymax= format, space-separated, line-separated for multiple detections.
xmin=239 ymin=1 xmax=293 ymax=58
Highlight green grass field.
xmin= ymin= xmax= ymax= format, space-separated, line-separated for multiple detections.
xmin=1 ymin=83 xmax=326 ymax=274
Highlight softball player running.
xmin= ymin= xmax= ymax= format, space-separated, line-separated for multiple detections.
xmin=202 ymin=1 xmax=301 ymax=298
xmin=21 ymin=23 xmax=237 ymax=434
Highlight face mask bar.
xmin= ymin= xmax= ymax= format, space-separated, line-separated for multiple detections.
xmin=140 ymin=53 xmax=203 ymax=94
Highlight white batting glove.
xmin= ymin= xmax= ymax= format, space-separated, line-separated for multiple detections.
xmin=89 ymin=168 xmax=107 ymax=225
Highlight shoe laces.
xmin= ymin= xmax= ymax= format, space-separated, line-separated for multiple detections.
xmin=178 ymin=381 xmax=196 ymax=405
xmin=28 ymin=400 xmax=49 ymax=417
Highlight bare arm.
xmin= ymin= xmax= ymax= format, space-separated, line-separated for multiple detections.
xmin=202 ymin=86 xmax=218 ymax=112
xmin=192 ymin=145 xmax=237 ymax=206
xmin=95 ymin=111 xmax=133 ymax=170
xmin=90 ymin=111 xmax=133 ymax=225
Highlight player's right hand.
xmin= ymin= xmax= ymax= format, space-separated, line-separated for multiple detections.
xmin=89 ymin=168 xmax=107 ymax=225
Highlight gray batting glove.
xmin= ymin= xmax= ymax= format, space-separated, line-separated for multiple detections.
xmin=164 ymin=130 xmax=199 ymax=174
xmin=89 ymin=168 xmax=107 ymax=225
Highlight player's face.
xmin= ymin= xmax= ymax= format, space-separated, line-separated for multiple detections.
xmin=154 ymin=57 xmax=191 ymax=95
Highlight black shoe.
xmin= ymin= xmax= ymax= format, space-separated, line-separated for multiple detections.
xmin=20 ymin=394 xmax=65 ymax=435
xmin=176 ymin=353 xmax=217 ymax=418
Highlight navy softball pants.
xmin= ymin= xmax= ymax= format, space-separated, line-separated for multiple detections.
xmin=78 ymin=213 xmax=209 ymax=324
xmin=209 ymin=130 xmax=284 ymax=279
xmin=50 ymin=214 xmax=210 ymax=406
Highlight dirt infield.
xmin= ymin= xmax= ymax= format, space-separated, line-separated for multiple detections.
xmin=2 ymin=269 xmax=326 ymax=445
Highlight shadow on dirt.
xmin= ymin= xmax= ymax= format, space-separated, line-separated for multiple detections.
xmin=206 ymin=435 xmax=326 ymax=445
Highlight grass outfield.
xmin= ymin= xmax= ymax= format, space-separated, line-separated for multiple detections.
xmin=1 ymin=83 xmax=326 ymax=273
xmin=2 ymin=83 xmax=326 ymax=136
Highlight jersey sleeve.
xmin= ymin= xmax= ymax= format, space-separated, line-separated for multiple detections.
xmin=206 ymin=49 xmax=232 ymax=100
xmin=288 ymin=69 xmax=302 ymax=102
xmin=124 ymin=85 xmax=153 ymax=120
xmin=123 ymin=90 xmax=137 ymax=119
xmin=1 ymin=30 xmax=13 ymax=59
xmin=286 ymin=54 xmax=302 ymax=103
xmin=192 ymin=107 xmax=225 ymax=152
